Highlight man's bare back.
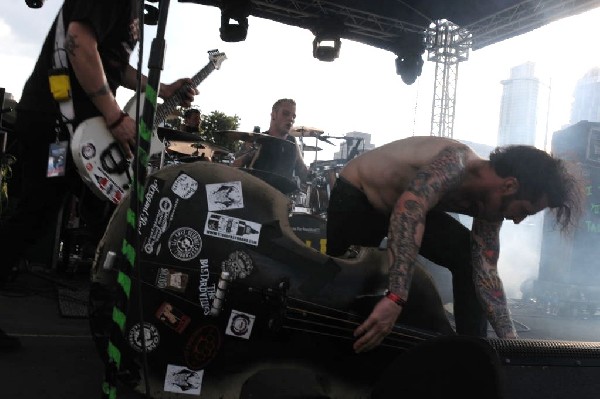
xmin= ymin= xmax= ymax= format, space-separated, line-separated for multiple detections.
xmin=340 ymin=136 xmax=482 ymax=214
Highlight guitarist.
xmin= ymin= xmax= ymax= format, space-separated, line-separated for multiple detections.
xmin=0 ymin=0 xmax=198 ymax=315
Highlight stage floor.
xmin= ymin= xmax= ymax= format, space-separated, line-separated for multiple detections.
xmin=4 ymin=264 xmax=600 ymax=399
xmin=0 ymin=264 xmax=144 ymax=399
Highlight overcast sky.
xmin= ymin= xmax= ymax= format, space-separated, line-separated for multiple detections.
xmin=2 ymin=1 xmax=600 ymax=300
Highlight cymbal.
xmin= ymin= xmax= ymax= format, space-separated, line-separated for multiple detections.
xmin=169 ymin=141 xmax=233 ymax=156
xmin=197 ymin=142 xmax=232 ymax=154
xmin=291 ymin=126 xmax=324 ymax=137
xmin=216 ymin=130 xmax=271 ymax=142
xmin=157 ymin=127 xmax=202 ymax=142
xmin=168 ymin=141 xmax=200 ymax=155
xmin=302 ymin=145 xmax=322 ymax=151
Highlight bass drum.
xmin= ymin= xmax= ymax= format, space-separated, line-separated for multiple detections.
xmin=89 ymin=162 xmax=452 ymax=398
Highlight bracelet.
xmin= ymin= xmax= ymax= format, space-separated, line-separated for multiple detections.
xmin=385 ymin=290 xmax=406 ymax=306
xmin=107 ymin=111 xmax=128 ymax=130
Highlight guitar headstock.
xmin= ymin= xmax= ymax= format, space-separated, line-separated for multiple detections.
xmin=208 ymin=49 xmax=227 ymax=70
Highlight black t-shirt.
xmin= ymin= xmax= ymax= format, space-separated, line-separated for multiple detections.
xmin=251 ymin=133 xmax=298 ymax=178
xmin=18 ymin=0 xmax=138 ymax=124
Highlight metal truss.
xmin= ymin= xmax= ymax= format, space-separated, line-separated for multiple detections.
xmin=466 ymin=0 xmax=600 ymax=50
xmin=426 ymin=20 xmax=472 ymax=138
xmin=183 ymin=0 xmax=600 ymax=52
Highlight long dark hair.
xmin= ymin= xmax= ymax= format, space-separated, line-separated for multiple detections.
xmin=489 ymin=145 xmax=584 ymax=234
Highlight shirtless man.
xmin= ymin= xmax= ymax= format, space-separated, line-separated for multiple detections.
xmin=326 ymin=136 xmax=583 ymax=353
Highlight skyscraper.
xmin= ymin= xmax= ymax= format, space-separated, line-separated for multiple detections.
xmin=333 ymin=131 xmax=375 ymax=161
xmin=497 ymin=62 xmax=544 ymax=147
xmin=570 ymin=67 xmax=600 ymax=125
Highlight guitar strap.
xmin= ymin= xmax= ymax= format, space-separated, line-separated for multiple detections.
xmin=53 ymin=8 xmax=75 ymax=137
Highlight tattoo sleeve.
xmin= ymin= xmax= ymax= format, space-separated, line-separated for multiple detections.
xmin=388 ymin=146 xmax=469 ymax=300
xmin=471 ymin=218 xmax=517 ymax=338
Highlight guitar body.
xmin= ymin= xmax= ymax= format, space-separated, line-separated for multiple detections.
xmin=71 ymin=49 xmax=227 ymax=203
xmin=70 ymin=100 xmax=164 ymax=204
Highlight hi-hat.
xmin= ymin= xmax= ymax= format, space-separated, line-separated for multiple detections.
xmin=157 ymin=127 xmax=202 ymax=142
xmin=291 ymin=126 xmax=324 ymax=137
xmin=302 ymin=145 xmax=322 ymax=152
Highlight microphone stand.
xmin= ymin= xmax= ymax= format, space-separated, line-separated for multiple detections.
xmin=104 ymin=1 xmax=171 ymax=398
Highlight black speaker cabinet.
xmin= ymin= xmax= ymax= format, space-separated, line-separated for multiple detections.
xmin=490 ymin=338 xmax=600 ymax=399
xmin=372 ymin=336 xmax=600 ymax=399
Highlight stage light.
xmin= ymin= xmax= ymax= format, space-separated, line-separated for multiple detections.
xmin=313 ymin=36 xmax=341 ymax=62
xmin=394 ymin=33 xmax=426 ymax=85
xmin=25 ymin=0 xmax=44 ymax=8
xmin=311 ymin=18 xmax=345 ymax=62
xmin=395 ymin=52 xmax=424 ymax=85
xmin=220 ymin=0 xmax=251 ymax=42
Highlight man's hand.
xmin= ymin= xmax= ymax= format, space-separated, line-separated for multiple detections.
xmin=109 ymin=113 xmax=137 ymax=159
xmin=353 ymin=297 xmax=402 ymax=353
xmin=159 ymin=78 xmax=198 ymax=107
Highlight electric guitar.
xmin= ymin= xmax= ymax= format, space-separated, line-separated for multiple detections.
xmin=70 ymin=49 xmax=227 ymax=204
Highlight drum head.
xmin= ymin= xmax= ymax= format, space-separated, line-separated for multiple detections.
xmin=89 ymin=162 xmax=429 ymax=397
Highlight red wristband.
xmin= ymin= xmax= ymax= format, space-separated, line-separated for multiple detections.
xmin=107 ymin=111 xmax=128 ymax=130
xmin=385 ymin=290 xmax=406 ymax=306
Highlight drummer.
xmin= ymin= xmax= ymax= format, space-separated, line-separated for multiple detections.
xmin=181 ymin=108 xmax=201 ymax=134
xmin=232 ymin=98 xmax=309 ymax=183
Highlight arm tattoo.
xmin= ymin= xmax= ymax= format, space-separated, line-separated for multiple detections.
xmin=409 ymin=146 xmax=468 ymax=201
xmin=472 ymin=219 xmax=516 ymax=338
xmin=388 ymin=199 xmax=424 ymax=295
xmin=64 ymin=32 xmax=111 ymax=100
xmin=387 ymin=146 xmax=469 ymax=298
xmin=65 ymin=33 xmax=79 ymax=57
xmin=86 ymin=83 xmax=111 ymax=99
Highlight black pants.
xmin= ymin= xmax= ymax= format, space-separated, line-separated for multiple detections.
xmin=0 ymin=110 xmax=111 ymax=277
xmin=326 ymin=177 xmax=487 ymax=337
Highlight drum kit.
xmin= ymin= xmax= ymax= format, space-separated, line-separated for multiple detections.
xmin=149 ymin=125 xmax=346 ymax=248
xmin=150 ymin=127 xmax=235 ymax=171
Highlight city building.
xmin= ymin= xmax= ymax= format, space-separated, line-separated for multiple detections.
xmin=332 ymin=131 xmax=375 ymax=161
xmin=570 ymin=67 xmax=600 ymax=125
xmin=497 ymin=62 xmax=547 ymax=149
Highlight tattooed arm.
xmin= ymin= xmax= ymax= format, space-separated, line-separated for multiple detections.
xmin=65 ymin=22 xmax=123 ymax=126
xmin=471 ymin=218 xmax=517 ymax=338
xmin=352 ymin=145 xmax=471 ymax=353
xmin=65 ymin=21 xmax=137 ymax=157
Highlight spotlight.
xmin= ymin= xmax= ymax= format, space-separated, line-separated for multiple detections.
xmin=311 ymin=18 xmax=345 ymax=62
xmin=394 ymin=33 xmax=426 ymax=85
xmin=313 ymin=36 xmax=341 ymax=62
xmin=25 ymin=0 xmax=44 ymax=8
xmin=143 ymin=4 xmax=159 ymax=25
xmin=395 ymin=52 xmax=424 ymax=85
xmin=220 ymin=0 xmax=251 ymax=42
